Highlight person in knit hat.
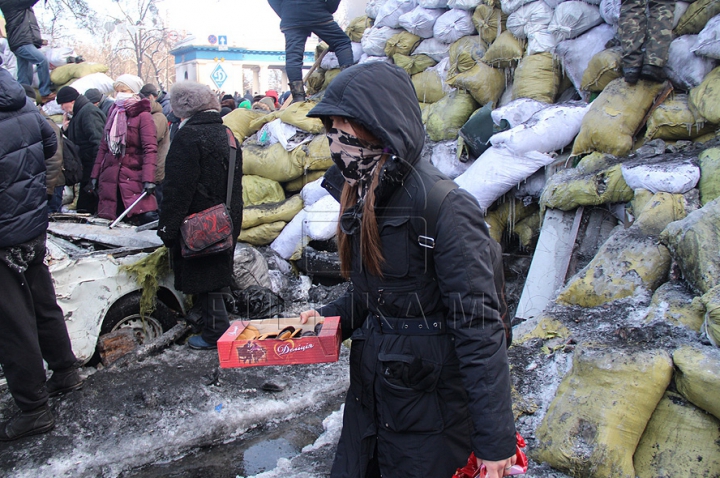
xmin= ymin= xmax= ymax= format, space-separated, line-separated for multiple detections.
xmin=158 ymin=81 xmax=242 ymax=351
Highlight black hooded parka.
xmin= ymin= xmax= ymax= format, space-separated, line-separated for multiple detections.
xmin=308 ymin=62 xmax=516 ymax=478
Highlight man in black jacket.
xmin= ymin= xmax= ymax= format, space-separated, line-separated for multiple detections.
xmin=0 ymin=0 xmax=55 ymax=103
xmin=0 ymin=64 xmax=81 ymax=441
xmin=268 ymin=0 xmax=354 ymax=103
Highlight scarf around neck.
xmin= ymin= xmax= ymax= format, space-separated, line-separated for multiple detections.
xmin=108 ymin=96 xmax=140 ymax=156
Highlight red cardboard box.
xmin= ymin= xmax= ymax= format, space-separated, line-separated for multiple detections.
xmin=217 ymin=316 xmax=341 ymax=368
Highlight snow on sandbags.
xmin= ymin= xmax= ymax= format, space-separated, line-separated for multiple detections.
xmin=431 ymin=141 xmax=474 ymax=178
xmin=548 ymin=1 xmax=603 ymax=41
xmin=304 ymin=195 xmax=341 ymax=241
xmin=692 ymin=14 xmax=720 ymax=59
xmin=362 ymin=26 xmax=403 ymax=56
xmin=491 ymin=98 xmax=548 ymax=128
xmin=553 ymin=23 xmax=616 ymax=95
xmin=321 ymin=42 xmax=364 ymax=69
xmin=507 ymin=1 xmax=555 ymax=39
xmin=490 ymin=102 xmax=589 ymax=154
xmin=414 ymin=37 xmax=451 ymax=61
xmin=689 ymin=66 xmax=720 ymax=124
xmin=300 ymin=178 xmax=331 ymax=207
xmin=399 ymin=6 xmax=446 ymax=38
xmin=375 ymin=0 xmax=418 ymax=29
xmin=434 ymin=9 xmax=476 ymax=44
xmin=665 ymin=35 xmax=718 ymax=90
xmin=455 ymin=146 xmax=555 ymax=211
xmin=622 ymin=160 xmax=700 ymax=194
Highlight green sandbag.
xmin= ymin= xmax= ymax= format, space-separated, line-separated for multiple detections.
xmin=423 ymin=90 xmax=478 ymax=141
xmin=321 ymin=68 xmax=341 ymax=91
xmin=473 ymin=5 xmax=508 ymax=45
xmin=242 ymin=142 xmax=305 ymax=182
xmin=412 ymin=70 xmax=446 ymax=104
xmin=393 ymin=53 xmax=437 ymax=75
xmin=698 ymin=147 xmax=720 ymax=205
xmin=284 ymin=170 xmax=327 ymax=192
xmin=449 ymin=35 xmax=487 ymax=76
xmin=242 ymin=195 xmax=304 ymax=229
xmin=242 ymin=174 xmax=285 ymax=207
xmin=306 ymin=68 xmax=326 ymax=95
xmin=482 ymin=30 xmax=524 ymax=69
xmin=533 ymin=345 xmax=673 ymax=478
xmin=540 ymin=163 xmax=633 ymax=211
xmin=514 ymin=211 xmax=542 ymax=249
xmin=239 ymin=221 xmax=287 ymax=246
xmin=644 ymin=94 xmax=716 ymax=142
xmin=660 ymin=197 xmax=720 ymax=294
xmin=249 ymin=111 xmax=282 ymax=133
xmin=572 ymin=78 xmax=666 ymax=157
xmin=384 ymin=31 xmax=422 ymax=57
xmin=643 ymin=281 xmax=705 ymax=331
xmin=700 ymin=285 xmax=720 ymax=346
xmin=673 ymin=345 xmax=720 ymax=418
xmin=512 ymin=52 xmax=561 ymax=104
xmin=346 ymin=15 xmax=373 ymax=42
xmin=279 ymin=101 xmax=324 ymax=134
xmin=302 ymin=134 xmax=334 ymax=171
xmin=675 ymin=0 xmax=720 ymax=35
xmin=223 ymin=109 xmax=266 ymax=142
xmin=633 ymin=391 xmax=720 ymax=478
xmin=581 ymin=47 xmax=622 ymax=93
xmin=447 ymin=62 xmax=505 ymax=106
xmin=50 ymin=63 xmax=109 ymax=86
xmin=689 ymin=66 xmax=720 ymax=124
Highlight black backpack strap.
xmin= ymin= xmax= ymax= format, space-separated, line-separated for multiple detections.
xmin=225 ymin=128 xmax=237 ymax=210
xmin=416 ymin=179 xmax=458 ymax=249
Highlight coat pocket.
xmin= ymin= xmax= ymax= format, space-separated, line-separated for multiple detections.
xmin=379 ymin=216 xmax=409 ymax=278
xmin=376 ymin=352 xmax=443 ymax=433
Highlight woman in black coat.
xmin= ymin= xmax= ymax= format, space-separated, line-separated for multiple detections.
xmin=157 ymin=82 xmax=243 ymax=350
xmin=300 ymin=62 xmax=517 ymax=478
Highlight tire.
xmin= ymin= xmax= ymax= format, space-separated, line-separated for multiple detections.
xmin=100 ymin=291 xmax=179 ymax=344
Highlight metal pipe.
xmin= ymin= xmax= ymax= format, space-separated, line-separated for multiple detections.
xmin=109 ymin=191 xmax=148 ymax=229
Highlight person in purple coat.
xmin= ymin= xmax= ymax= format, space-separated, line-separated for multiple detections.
xmin=90 ymin=74 xmax=158 ymax=225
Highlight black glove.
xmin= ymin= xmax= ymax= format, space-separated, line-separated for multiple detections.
xmin=143 ymin=182 xmax=156 ymax=195
xmin=84 ymin=179 xmax=98 ymax=196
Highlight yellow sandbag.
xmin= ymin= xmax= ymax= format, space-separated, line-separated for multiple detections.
xmin=50 ymin=63 xmax=108 ymax=85
xmin=242 ymin=142 xmax=305 ymax=182
xmin=540 ymin=163 xmax=633 ymax=211
xmin=306 ymin=68 xmax=326 ymax=95
xmin=700 ymin=285 xmax=720 ymax=346
xmin=674 ymin=0 xmax=720 ymax=35
xmin=632 ymin=191 xmax=686 ymax=236
xmin=412 ymin=70 xmax=445 ymax=103
xmin=472 ymin=5 xmax=508 ymax=45
xmin=689 ymin=66 xmax=720 ymax=124
xmin=242 ymin=175 xmax=285 ymax=207
xmin=484 ymin=198 xmax=538 ymax=243
xmin=673 ymin=345 xmax=720 ymax=419
xmin=223 ymin=109 xmax=266 ymax=142
xmin=321 ymin=68 xmax=341 ymax=91
xmin=514 ymin=211 xmax=542 ymax=249
xmin=572 ymin=78 xmax=666 ymax=157
xmin=249 ymin=111 xmax=281 ymax=133
xmin=279 ymin=101 xmax=324 ymax=134
xmin=284 ymin=170 xmax=327 ymax=192
xmin=482 ymin=30 xmax=524 ymax=69
xmin=512 ymin=53 xmax=561 ymax=104
xmin=698 ymin=147 xmax=720 ymax=205
xmin=302 ymin=134 xmax=334 ymax=171
xmin=533 ymin=345 xmax=673 ymax=478
xmin=242 ymin=195 xmax=304 ymax=229
xmin=384 ymin=31 xmax=422 ymax=57
xmin=423 ymin=90 xmax=477 ymax=141
xmin=513 ymin=316 xmax=571 ymax=344
xmin=575 ymin=151 xmax=616 ymax=174
xmin=581 ymin=48 xmax=622 ymax=93
xmin=644 ymin=94 xmax=716 ymax=142
xmin=633 ymin=391 xmax=720 ymax=478
xmin=346 ymin=15 xmax=373 ymax=42
xmin=660 ymin=197 xmax=720 ymax=294
xmin=449 ymin=36 xmax=488 ymax=76
xmin=643 ymin=281 xmax=705 ymax=331
xmin=393 ymin=53 xmax=437 ymax=75
xmin=695 ymin=131 xmax=720 ymax=143
xmin=239 ymin=221 xmax=287 ymax=246
xmin=447 ymin=62 xmax=505 ymax=106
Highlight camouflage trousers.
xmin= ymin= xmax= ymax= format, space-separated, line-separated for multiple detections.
xmin=618 ymin=0 xmax=674 ymax=69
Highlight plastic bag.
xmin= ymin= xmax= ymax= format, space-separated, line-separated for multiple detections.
xmin=300 ymin=178 xmax=331 ymax=207
xmin=366 ymin=0 xmax=387 ymax=18
xmin=548 ymin=1 xmax=603 ymax=41
xmin=553 ymin=23 xmax=616 ymax=95
xmin=414 ymin=37 xmax=452 ymax=61
xmin=453 ymin=433 xmax=529 ymax=478
xmin=399 ymin=6 xmax=445 ymax=38
xmin=501 ymin=0 xmax=536 ymax=15
xmin=665 ymin=35 xmax=718 ymax=90
xmin=527 ymin=29 xmax=559 ymax=54
xmin=692 ymin=14 xmax=720 ymax=59
xmin=599 ymin=0 xmax=620 ymax=25
xmin=362 ymin=26 xmax=403 ymax=56
xmin=304 ymin=195 xmax=340 ymax=241
xmin=418 ymin=0 xmax=449 ymax=6
xmin=448 ymin=0 xmax=481 ymax=9
xmin=321 ymin=42 xmax=364 ymax=69
xmin=375 ymin=0 xmax=418 ymax=28
xmin=507 ymin=1 xmax=555 ymax=39
xmin=68 ymin=72 xmax=115 ymax=95
xmin=434 ymin=9 xmax=477 ymax=44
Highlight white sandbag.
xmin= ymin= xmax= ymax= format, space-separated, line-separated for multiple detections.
xmin=375 ymin=0 xmax=419 ymax=28
xmin=431 ymin=141 xmax=474 ymax=178
xmin=622 ymin=161 xmax=700 ymax=194
xmin=321 ymin=42 xmax=365 ymax=69
xmin=599 ymin=0 xmax=620 ymax=24
xmin=498 ymin=80 xmax=515 ymax=107
xmin=366 ymin=0 xmax=387 ymax=18
xmin=414 ymin=37 xmax=452 ymax=61
xmin=674 ymin=2 xmax=690 ymax=29
xmin=501 ymin=0 xmax=536 ymax=15
xmin=693 ymin=14 xmax=720 ymax=60
xmin=548 ymin=2 xmax=603 ymax=41
xmin=270 ymin=210 xmax=307 ymax=260
xmin=42 ymin=100 xmax=64 ymax=116
xmin=362 ymin=26 xmax=404 ymax=56
xmin=544 ymin=0 xmax=567 ymax=8
xmin=70 ymin=72 xmax=115 ymax=96
xmin=455 ymin=146 xmax=554 ymax=211
xmin=419 ymin=0 xmax=449 ymax=6
xmin=40 ymin=46 xmax=75 ymax=68
xmin=490 ymin=102 xmax=590 ymax=154
xmin=528 ymin=29 xmax=560 ymax=54
xmin=359 ymin=54 xmax=394 ymax=64
xmin=304 ymin=195 xmax=341 ymax=241
xmin=508 ymin=1 xmax=555 ymax=39
xmin=434 ymin=9 xmax=476 ymax=43
xmin=666 ymin=35 xmax=718 ymax=90
xmin=492 ymin=98 xmax=548 ymax=127
xmin=399 ymin=6 xmax=446 ymax=38
xmin=448 ymin=0 xmax=481 ymax=10
xmin=0 ymin=39 xmax=18 ymax=79
xmin=300 ymin=178 xmax=331 ymax=207
xmin=554 ymin=23 xmax=616 ymax=94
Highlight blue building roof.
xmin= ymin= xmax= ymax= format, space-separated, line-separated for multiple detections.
xmin=170 ymin=45 xmax=315 ymax=64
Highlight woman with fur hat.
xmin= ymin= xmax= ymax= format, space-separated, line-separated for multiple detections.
xmin=90 ymin=74 xmax=159 ymax=225
xmin=157 ymin=81 xmax=243 ymax=350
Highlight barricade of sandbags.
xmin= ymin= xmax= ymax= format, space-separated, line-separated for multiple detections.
xmin=621 ymin=159 xmax=700 ymax=194
xmin=700 ymin=285 xmax=720 ymax=346
xmin=698 ymin=147 xmax=720 ymax=205
xmin=673 ymin=345 xmax=720 ymax=417
xmin=643 ymin=281 xmax=705 ymax=331
xmin=665 ymin=35 xmax=717 ymax=91
xmin=689 ymin=66 xmax=720 ymax=124
xmin=643 ymin=93 xmax=717 ymax=142
xmin=50 ymin=62 xmax=109 ymax=87
xmin=540 ymin=161 xmax=633 ymax=211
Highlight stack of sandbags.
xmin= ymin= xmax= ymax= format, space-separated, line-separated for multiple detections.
xmin=49 ymin=62 xmax=114 ymax=94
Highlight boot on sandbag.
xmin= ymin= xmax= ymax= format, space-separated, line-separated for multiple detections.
xmin=290 ymin=81 xmax=306 ymax=104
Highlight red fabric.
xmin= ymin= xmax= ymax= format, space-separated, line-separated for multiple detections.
xmin=91 ymin=98 xmax=158 ymax=220
xmin=453 ymin=433 xmax=528 ymax=478
xmin=264 ymin=89 xmax=279 ymax=108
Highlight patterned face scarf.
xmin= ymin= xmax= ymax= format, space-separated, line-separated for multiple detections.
xmin=326 ymin=127 xmax=385 ymax=187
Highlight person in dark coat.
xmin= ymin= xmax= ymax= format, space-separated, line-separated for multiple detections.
xmin=84 ymin=88 xmax=115 ymax=117
xmin=139 ymin=85 xmax=170 ymax=209
xmin=0 ymin=65 xmax=82 ymax=441
xmin=268 ymin=0 xmax=354 ymax=103
xmin=57 ymin=86 xmax=106 ymax=214
xmin=301 ymin=62 xmax=517 ymax=478
xmin=90 ymin=75 xmax=158 ymax=225
xmin=157 ymin=81 xmax=243 ymax=350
